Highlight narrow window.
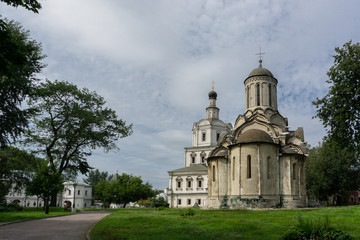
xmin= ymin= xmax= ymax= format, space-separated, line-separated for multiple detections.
xmin=198 ymin=180 xmax=202 ymax=188
xmin=212 ymin=165 xmax=216 ymax=182
xmin=197 ymin=199 xmax=201 ymax=205
xmin=192 ymin=157 xmax=195 ymax=164
xmin=68 ymin=190 xmax=71 ymax=196
xmin=201 ymin=156 xmax=205 ymax=163
xmin=178 ymin=199 xmax=181 ymax=205
xmin=247 ymin=86 xmax=250 ymax=108
xmin=268 ymin=84 xmax=272 ymax=106
xmin=202 ymin=132 xmax=206 ymax=141
xmin=187 ymin=199 xmax=191 ymax=205
xmin=85 ymin=190 xmax=88 ymax=196
xmin=232 ymin=157 xmax=235 ymax=181
xmin=78 ymin=190 xmax=80 ymax=195
xmin=188 ymin=181 xmax=192 ymax=188
xmin=247 ymin=155 xmax=251 ymax=179
xmin=216 ymin=133 xmax=220 ymax=141
xmin=177 ymin=181 xmax=181 ymax=188
xmin=267 ymin=157 xmax=270 ymax=179
xmin=293 ymin=163 xmax=297 ymax=180
xmin=256 ymin=84 xmax=260 ymax=106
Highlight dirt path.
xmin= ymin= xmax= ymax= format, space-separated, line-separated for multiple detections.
xmin=0 ymin=211 xmax=110 ymax=240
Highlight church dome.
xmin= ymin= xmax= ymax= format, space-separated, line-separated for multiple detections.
xmin=247 ymin=59 xmax=274 ymax=78
xmin=208 ymin=90 xmax=217 ymax=99
xmin=236 ymin=129 xmax=274 ymax=144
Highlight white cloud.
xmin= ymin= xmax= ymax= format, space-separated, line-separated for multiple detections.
xmin=1 ymin=0 xmax=359 ymax=188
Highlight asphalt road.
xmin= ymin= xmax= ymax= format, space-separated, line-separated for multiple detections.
xmin=0 ymin=211 xmax=110 ymax=240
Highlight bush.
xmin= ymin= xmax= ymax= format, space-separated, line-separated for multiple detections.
xmin=0 ymin=203 xmax=24 ymax=212
xmin=151 ymin=196 xmax=169 ymax=208
xmin=179 ymin=208 xmax=195 ymax=217
xmin=281 ymin=214 xmax=354 ymax=240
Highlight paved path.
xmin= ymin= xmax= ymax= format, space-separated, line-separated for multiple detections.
xmin=0 ymin=211 xmax=110 ymax=240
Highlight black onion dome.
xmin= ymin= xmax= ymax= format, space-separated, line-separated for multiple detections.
xmin=208 ymin=90 xmax=217 ymax=99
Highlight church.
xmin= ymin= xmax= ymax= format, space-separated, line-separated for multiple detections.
xmin=167 ymin=59 xmax=308 ymax=209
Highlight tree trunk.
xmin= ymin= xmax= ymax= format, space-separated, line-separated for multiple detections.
xmin=123 ymin=203 xmax=127 ymax=208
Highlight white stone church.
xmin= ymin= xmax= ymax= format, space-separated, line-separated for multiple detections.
xmin=167 ymin=59 xmax=308 ymax=209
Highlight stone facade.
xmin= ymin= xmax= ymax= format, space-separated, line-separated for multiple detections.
xmin=207 ymin=59 xmax=307 ymax=209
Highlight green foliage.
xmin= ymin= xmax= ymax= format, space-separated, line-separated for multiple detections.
xmin=0 ymin=203 xmax=23 ymax=212
xmin=151 ymin=196 xmax=169 ymax=208
xmin=306 ymin=140 xmax=360 ymax=204
xmin=83 ymin=169 xmax=112 ymax=200
xmin=313 ymin=41 xmax=360 ymax=155
xmin=179 ymin=208 xmax=195 ymax=217
xmin=0 ymin=146 xmax=41 ymax=203
xmin=25 ymin=80 xmax=132 ymax=176
xmin=95 ymin=173 xmax=154 ymax=207
xmin=0 ymin=0 xmax=42 ymax=13
xmin=25 ymin=161 xmax=64 ymax=203
xmin=0 ymin=19 xmax=45 ymax=146
xmin=281 ymin=214 xmax=354 ymax=240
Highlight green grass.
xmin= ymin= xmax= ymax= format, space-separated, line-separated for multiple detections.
xmin=0 ymin=207 xmax=74 ymax=222
xmin=91 ymin=206 xmax=360 ymax=240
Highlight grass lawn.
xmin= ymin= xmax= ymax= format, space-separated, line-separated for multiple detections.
xmin=91 ymin=205 xmax=360 ymax=240
xmin=0 ymin=207 xmax=74 ymax=222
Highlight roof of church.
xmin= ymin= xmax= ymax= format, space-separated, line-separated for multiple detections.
xmin=169 ymin=164 xmax=207 ymax=173
xmin=236 ymin=129 xmax=274 ymax=144
xmin=247 ymin=59 xmax=274 ymax=78
xmin=208 ymin=90 xmax=217 ymax=99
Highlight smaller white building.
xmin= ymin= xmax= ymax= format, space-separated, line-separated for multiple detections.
xmin=5 ymin=181 xmax=92 ymax=209
xmin=59 ymin=182 xmax=92 ymax=209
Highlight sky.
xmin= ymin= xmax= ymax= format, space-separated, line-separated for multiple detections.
xmin=1 ymin=0 xmax=360 ymax=189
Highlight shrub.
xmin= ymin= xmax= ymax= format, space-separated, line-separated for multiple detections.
xmin=0 ymin=203 xmax=24 ymax=212
xmin=151 ymin=196 xmax=169 ymax=208
xmin=179 ymin=208 xmax=195 ymax=217
xmin=281 ymin=214 xmax=354 ymax=240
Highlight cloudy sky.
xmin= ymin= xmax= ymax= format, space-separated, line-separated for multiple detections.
xmin=1 ymin=0 xmax=360 ymax=189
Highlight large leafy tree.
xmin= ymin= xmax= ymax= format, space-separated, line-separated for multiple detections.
xmin=25 ymin=80 xmax=133 ymax=177
xmin=95 ymin=173 xmax=154 ymax=208
xmin=0 ymin=146 xmax=41 ymax=203
xmin=0 ymin=18 xmax=45 ymax=146
xmin=306 ymin=140 xmax=360 ymax=205
xmin=313 ymin=41 xmax=360 ymax=154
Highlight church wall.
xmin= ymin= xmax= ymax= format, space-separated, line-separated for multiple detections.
xmin=240 ymin=144 xmax=259 ymax=196
xmin=229 ymin=147 xmax=241 ymax=196
xmin=260 ymin=144 xmax=279 ymax=196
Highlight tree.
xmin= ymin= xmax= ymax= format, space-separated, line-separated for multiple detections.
xmin=306 ymin=140 xmax=360 ymax=205
xmin=0 ymin=19 xmax=45 ymax=146
xmin=95 ymin=173 xmax=154 ymax=208
xmin=25 ymin=80 xmax=133 ymax=178
xmin=0 ymin=0 xmax=42 ymax=13
xmin=0 ymin=146 xmax=41 ymax=203
xmin=313 ymin=41 xmax=360 ymax=155
xmin=83 ymin=169 xmax=112 ymax=201
xmin=26 ymin=161 xmax=64 ymax=211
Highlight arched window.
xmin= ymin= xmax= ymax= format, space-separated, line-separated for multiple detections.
xmin=212 ymin=165 xmax=216 ymax=182
xmin=268 ymin=84 xmax=272 ymax=106
xmin=256 ymin=84 xmax=260 ymax=106
xmin=293 ymin=163 xmax=297 ymax=180
xmin=267 ymin=157 xmax=271 ymax=179
xmin=247 ymin=155 xmax=251 ymax=179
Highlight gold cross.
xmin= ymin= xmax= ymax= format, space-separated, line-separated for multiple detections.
xmin=256 ymin=47 xmax=265 ymax=60
xmin=211 ymin=80 xmax=214 ymax=90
